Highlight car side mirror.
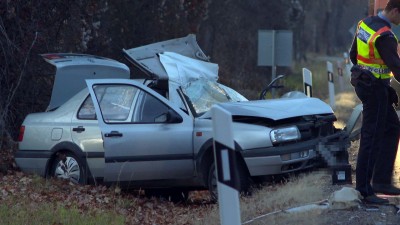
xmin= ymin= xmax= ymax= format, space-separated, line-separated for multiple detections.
xmin=166 ymin=109 xmax=183 ymax=123
xmin=154 ymin=109 xmax=183 ymax=123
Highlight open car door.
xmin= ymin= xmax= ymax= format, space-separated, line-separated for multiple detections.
xmin=85 ymin=79 xmax=194 ymax=186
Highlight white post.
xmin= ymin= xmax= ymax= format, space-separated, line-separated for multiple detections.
xmin=302 ymin=68 xmax=313 ymax=97
xmin=336 ymin=60 xmax=344 ymax=92
xmin=343 ymin=52 xmax=352 ymax=79
xmin=327 ymin=61 xmax=336 ymax=110
xmin=212 ymin=105 xmax=241 ymax=225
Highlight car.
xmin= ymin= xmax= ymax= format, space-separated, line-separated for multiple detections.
xmin=15 ymin=34 xmax=361 ymax=201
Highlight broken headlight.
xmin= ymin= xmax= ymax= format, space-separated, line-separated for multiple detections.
xmin=270 ymin=126 xmax=301 ymax=144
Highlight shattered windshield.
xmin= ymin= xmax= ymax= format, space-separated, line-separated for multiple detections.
xmin=181 ymin=79 xmax=248 ymax=116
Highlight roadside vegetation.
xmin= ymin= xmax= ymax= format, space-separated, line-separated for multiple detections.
xmin=1 ymin=169 xmax=336 ymax=225
xmin=0 ymin=201 xmax=124 ymax=225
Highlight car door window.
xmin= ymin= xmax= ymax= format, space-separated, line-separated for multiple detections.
xmin=91 ymin=84 xmax=138 ymax=123
xmin=89 ymin=84 xmax=175 ymax=124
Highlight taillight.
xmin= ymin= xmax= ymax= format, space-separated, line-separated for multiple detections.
xmin=18 ymin=126 xmax=25 ymax=142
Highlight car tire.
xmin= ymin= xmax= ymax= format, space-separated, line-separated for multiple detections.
xmin=207 ymin=161 xmax=252 ymax=202
xmin=50 ymin=152 xmax=87 ymax=184
xmin=207 ymin=163 xmax=218 ymax=202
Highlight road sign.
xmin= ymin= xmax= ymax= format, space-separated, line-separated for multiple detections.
xmin=257 ymin=30 xmax=293 ymax=67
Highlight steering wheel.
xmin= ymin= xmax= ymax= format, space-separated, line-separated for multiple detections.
xmin=259 ymin=75 xmax=285 ymax=100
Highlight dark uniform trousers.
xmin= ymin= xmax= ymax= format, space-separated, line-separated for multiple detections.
xmin=352 ymin=69 xmax=400 ymax=197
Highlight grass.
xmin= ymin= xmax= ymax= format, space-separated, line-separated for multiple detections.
xmin=332 ymin=91 xmax=361 ymax=128
xmin=1 ymin=169 xmax=337 ymax=225
xmin=195 ymin=171 xmax=333 ymax=225
xmin=0 ymin=173 xmax=125 ymax=225
xmin=0 ymin=199 xmax=125 ymax=225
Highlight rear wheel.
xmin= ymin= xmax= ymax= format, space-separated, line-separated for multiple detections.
xmin=50 ymin=152 xmax=86 ymax=184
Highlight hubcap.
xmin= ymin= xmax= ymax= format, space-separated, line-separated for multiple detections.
xmin=54 ymin=156 xmax=81 ymax=183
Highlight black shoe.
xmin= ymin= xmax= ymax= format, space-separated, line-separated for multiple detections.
xmin=363 ymin=194 xmax=389 ymax=204
xmin=372 ymin=184 xmax=400 ymax=195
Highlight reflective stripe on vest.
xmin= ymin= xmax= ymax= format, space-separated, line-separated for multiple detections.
xmin=356 ymin=19 xmax=394 ymax=79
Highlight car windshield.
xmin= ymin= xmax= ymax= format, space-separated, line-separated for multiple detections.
xmin=181 ymin=79 xmax=248 ymax=116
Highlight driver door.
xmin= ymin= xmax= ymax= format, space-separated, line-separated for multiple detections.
xmin=86 ymin=79 xmax=194 ymax=184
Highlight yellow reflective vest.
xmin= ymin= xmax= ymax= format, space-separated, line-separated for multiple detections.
xmin=356 ymin=18 xmax=397 ymax=79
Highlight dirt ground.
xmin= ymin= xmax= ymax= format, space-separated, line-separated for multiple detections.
xmin=316 ymin=141 xmax=400 ymax=225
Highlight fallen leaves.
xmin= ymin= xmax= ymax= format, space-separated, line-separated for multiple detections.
xmin=0 ymin=170 xmax=213 ymax=225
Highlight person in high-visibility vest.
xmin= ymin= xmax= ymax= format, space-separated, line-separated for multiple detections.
xmin=349 ymin=0 xmax=400 ymax=204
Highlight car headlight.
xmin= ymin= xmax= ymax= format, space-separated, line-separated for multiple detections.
xmin=270 ymin=126 xmax=301 ymax=144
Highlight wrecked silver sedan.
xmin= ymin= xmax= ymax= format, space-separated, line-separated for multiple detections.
xmin=15 ymin=35 xmax=360 ymax=200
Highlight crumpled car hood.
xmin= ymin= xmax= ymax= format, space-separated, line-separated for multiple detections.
xmin=201 ymin=97 xmax=333 ymax=120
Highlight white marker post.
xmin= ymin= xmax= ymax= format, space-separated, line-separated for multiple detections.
xmin=212 ymin=105 xmax=241 ymax=225
xmin=336 ymin=60 xmax=344 ymax=92
xmin=327 ymin=61 xmax=336 ymax=110
xmin=343 ymin=52 xmax=352 ymax=79
xmin=302 ymin=68 xmax=313 ymax=97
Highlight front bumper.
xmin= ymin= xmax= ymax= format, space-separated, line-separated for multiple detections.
xmin=241 ymin=139 xmax=320 ymax=176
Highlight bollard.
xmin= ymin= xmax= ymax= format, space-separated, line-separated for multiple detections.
xmin=336 ymin=60 xmax=344 ymax=92
xmin=211 ymin=105 xmax=241 ymax=225
xmin=327 ymin=61 xmax=336 ymax=110
xmin=302 ymin=68 xmax=313 ymax=97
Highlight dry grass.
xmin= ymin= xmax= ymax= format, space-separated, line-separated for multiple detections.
xmin=332 ymin=91 xmax=361 ymax=129
xmin=195 ymin=171 xmax=332 ymax=225
xmin=0 ymin=199 xmax=125 ymax=225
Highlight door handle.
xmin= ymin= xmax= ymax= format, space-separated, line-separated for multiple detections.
xmin=72 ymin=126 xmax=85 ymax=133
xmin=104 ymin=131 xmax=123 ymax=137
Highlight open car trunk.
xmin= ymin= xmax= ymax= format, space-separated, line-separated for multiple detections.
xmin=42 ymin=53 xmax=130 ymax=111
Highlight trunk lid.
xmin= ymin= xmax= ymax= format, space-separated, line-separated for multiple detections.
xmin=42 ymin=53 xmax=130 ymax=111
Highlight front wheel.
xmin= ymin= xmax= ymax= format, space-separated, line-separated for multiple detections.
xmin=50 ymin=152 xmax=86 ymax=184
xmin=207 ymin=162 xmax=252 ymax=202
